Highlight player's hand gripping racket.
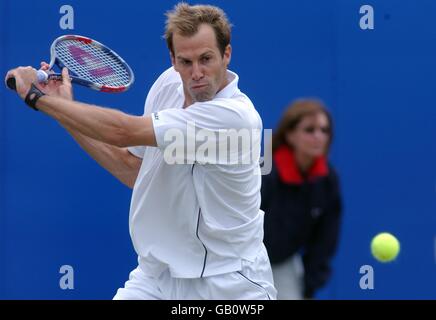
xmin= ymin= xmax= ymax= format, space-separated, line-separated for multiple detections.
xmin=6 ymin=35 xmax=134 ymax=93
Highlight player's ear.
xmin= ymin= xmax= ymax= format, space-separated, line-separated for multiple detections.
xmin=170 ymin=51 xmax=177 ymax=70
xmin=223 ymin=45 xmax=231 ymax=66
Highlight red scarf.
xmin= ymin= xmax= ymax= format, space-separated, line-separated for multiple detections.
xmin=273 ymin=145 xmax=329 ymax=184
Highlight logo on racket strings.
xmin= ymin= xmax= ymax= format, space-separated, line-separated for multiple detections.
xmin=68 ymin=45 xmax=114 ymax=78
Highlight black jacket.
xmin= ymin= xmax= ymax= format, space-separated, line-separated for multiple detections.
xmin=261 ymin=146 xmax=342 ymax=298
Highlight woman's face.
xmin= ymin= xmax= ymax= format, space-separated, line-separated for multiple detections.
xmin=286 ymin=112 xmax=331 ymax=159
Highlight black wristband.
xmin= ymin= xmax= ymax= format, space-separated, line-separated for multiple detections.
xmin=24 ymin=83 xmax=45 ymax=111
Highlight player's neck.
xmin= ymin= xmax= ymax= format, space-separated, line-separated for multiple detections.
xmin=183 ymin=78 xmax=229 ymax=108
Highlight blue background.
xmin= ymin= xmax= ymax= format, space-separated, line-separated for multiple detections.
xmin=1 ymin=0 xmax=435 ymax=299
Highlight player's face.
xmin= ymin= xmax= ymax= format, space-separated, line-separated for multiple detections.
xmin=286 ymin=112 xmax=330 ymax=159
xmin=171 ymin=24 xmax=231 ymax=106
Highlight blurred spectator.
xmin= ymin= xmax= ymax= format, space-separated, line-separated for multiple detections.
xmin=261 ymin=98 xmax=342 ymax=299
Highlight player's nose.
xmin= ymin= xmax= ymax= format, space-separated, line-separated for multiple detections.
xmin=191 ymin=62 xmax=204 ymax=81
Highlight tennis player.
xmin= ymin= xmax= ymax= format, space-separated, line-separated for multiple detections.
xmin=5 ymin=3 xmax=276 ymax=300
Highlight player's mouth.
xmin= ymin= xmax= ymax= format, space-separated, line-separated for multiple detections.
xmin=191 ymin=83 xmax=208 ymax=90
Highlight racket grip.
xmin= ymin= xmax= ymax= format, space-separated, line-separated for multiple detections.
xmin=37 ymin=70 xmax=48 ymax=82
xmin=6 ymin=77 xmax=16 ymax=91
xmin=6 ymin=70 xmax=47 ymax=91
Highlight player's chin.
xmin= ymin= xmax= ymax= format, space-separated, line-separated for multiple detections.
xmin=191 ymin=90 xmax=215 ymax=103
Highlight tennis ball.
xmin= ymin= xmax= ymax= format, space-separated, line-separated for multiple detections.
xmin=371 ymin=232 xmax=400 ymax=262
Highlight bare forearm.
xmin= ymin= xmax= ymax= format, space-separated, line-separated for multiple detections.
xmin=35 ymin=95 xmax=156 ymax=147
xmin=62 ymin=123 xmax=141 ymax=188
xmin=5 ymin=66 xmax=151 ymax=180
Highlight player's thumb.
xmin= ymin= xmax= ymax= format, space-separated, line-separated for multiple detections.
xmin=40 ymin=61 xmax=50 ymax=71
xmin=62 ymin=67 xmax=71 ymax=85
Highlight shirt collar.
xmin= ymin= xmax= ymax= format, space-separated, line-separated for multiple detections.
xmin=176 ymin=69 xmax=239 ymax=99
xmin=273 ymin=145 xmax=329 ymax=185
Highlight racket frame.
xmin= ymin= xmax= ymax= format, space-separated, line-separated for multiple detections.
xmin=42 ymin=35 xmax=135 ymax=93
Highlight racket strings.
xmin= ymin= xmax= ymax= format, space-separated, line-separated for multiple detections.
xmin=55 ymin=40 xmax=131 ymax=87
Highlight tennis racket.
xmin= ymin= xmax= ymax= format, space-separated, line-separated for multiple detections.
xmin=6 ymin=35 xmax=134 ymax=93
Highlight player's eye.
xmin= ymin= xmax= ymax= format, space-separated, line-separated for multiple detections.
xmin=201 ymin=56 xmax=211 ymax=63
xmin=180 ymin=59 xmax=191 ymax=66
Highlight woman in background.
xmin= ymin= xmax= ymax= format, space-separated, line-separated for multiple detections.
xmin=261 ymin=99 xmax=342 ymax=299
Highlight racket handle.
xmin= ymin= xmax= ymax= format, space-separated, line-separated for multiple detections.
xmin=6 ymin=70 xmax=48 ymax=91
xmin=37 ymin=70 xmax=48 ymax=82
xmin=6 ymin=77 xmax=16 ymax=91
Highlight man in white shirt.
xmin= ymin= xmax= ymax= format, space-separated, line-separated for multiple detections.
xmin=5 ymin=3 xmax=276 ymax=300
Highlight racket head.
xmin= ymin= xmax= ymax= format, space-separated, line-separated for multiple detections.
xmin=51 ymin=35 xmax=134 ymax=93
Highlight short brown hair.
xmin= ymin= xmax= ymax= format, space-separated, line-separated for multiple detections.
xmin=164 ymin=3 xmax=232 ymax=56
xmin=272 ymin=98 xmax=334 ymax=153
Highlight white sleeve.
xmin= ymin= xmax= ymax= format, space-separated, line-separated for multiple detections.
xmin=151 ymin=100 xmax=259 ymax=164
xmin=128 ymin=145 xmax=147 ymax=158
xmin=127 ymin=69 xmax=171 ymax=158
xmin=127 ymin=88 xmax=151 ymax=158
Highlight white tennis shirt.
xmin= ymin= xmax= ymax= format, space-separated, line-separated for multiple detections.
xmin=128 ymin=67 xmax=264 ymax=278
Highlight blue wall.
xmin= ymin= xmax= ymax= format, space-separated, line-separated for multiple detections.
xmin=1 ymin=0 xmax=435 ymax=299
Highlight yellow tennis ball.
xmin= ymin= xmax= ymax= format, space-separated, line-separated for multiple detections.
xmin=371 ymin=232 xmax=400 ymax=262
